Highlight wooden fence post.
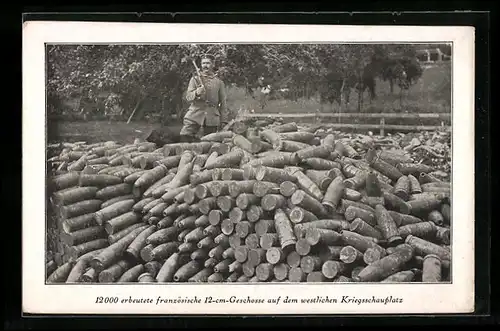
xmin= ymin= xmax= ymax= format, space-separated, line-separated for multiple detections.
xmin=380 ymin=117 xmax=385 ymax=136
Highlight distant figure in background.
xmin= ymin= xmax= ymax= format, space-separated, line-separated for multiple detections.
xmin=180 ymin=54 xmax=229 ymax=142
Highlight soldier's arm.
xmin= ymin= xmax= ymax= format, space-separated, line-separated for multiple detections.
xmin=185 ymin=77 xmax=199 ymax=103
xmin=218 ymin=81 xmax=229 ymax=123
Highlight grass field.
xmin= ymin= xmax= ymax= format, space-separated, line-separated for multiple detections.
xmin=48 ymin=63 xmax=451 ymax=144
xmin=229 ymin=63 xmax=451 ymax=115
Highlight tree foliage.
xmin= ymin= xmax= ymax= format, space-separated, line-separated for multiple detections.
xmin=47 ymin=43 xmax=421 ymax=120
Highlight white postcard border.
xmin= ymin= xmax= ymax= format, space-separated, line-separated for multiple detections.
xmin=22 ymin=22 xmax=475 ymax=315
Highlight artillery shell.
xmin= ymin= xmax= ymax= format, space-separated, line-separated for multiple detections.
xmin=246 ymin=205 xmax=267 ymax=223
xmin=349 ymin=218 xmax=383 ymax=240
xmin=440 ymin=203 xmax=451 ymax=225
xmin=229 ymin=207 xmax=245 ymax=223
xmin=291 ymin=189 xmax=328 ymax=217
xmin=304 ymin=169 xmax=333 ymax=191
xmin=408 ymin=174 xmax=422 ymax=194
xmin=364 ymin=171 xmax=383 ymax=197
xmin=62 ymin=226 xmax=106 ymax=246
xmin=178 ymin=242 xmax=197 ymax=254
xmin=343 ymin=171 xmax=368 ymax=191
xmin=285 ymin=251 xmax=301 ymax=268
xmin=235 ymin=221 xmax=253 ymax=238
xmin=217 ymin=196 xmax=236 ymax=212
xmin=242 ymin=262 xmax=256 ymax=277
xmin=354 ymin=244 xmax=414 ymax=282
xmin=144 ymin=261 xmax=162 ymax=278
xmin=256 ymin=166 xmax=296 ymax=183
xmin=173 ymin=261 xmax=201 ymax=282
xmin=221 ymin=218 xmax=234 ymax=235
xmin=407 ymin=197 xmax=442 ymax=217
xmin=236 ymin=193 xmax=260 ymax=210
xmin=108 ymin=223 xmax=144 ymax=245
xmin=322 ymin=176 xmax=345 ymax=212
xmin=237 ymin=275 xmax=250 ymax=282
xmin=234 ymin=246 xmax=249 ymax=263
xmin=279 ymin=181 xmax=298 ymax=197
xmin=405 ymin=235 xmax=451 ymax=261
xmin=288 ymin=267 xmax=306 ymax=282
xmin=226 ymin=272 xmax=241 ymax=282
xmin=60 ymin=199 xmax=103 ymax=220
xmin=383 ymin=192 xmax=411 ymax=215
xmin=337 ymin=199 xmax=375 ymax=214
xmin=228 ymin=234 xmax=243 ymax=248
xmin=305 ymin=228 xmax=343 ymax=246
xmin=266 ymin=247 xmax=286 ymax=265
xmin=340 ymin=246 xmax=364 ymax=264
xmin=333 ymin=276 xmax=353 ymax=282
xmin=398 ymin=163 xmax=434 ymax=176
xmin=67 ymin=239 xmax=109 ymax=260
xmin=349 ymin=266 xmax=364 ymax=279
xmin=365 ymin=149 xmax=403 ymax=182
xmin=295 ymin=238 xmax=312 ymax=256
xmin=99 ymin=260 xmax=131 ymax=283
xmin=214 ymin=233 xmax=230 ymax=246
xmin=322 ymin=261 xmax=348 ymax=279
xmin=256 ymin=263 xmax=274 ymax=281
xmin=398 ymin=222 xmax=437 ymax=240
xmin=345 ymin=206 xmax=377 ymax=227
xmin=105 ymin=211 xmax=141 ymax=235
xmin=422 ymin=254 xmax=442 ymax=282
xmin=204 ymin=257 xmax=218 ymax=269
xmin=375 ymin=204 xmax=403 ymax=245
xmin=228 ymin=261 xmax=241 ymax=273
xmin=221 ymin=247 xmax=235 ymax=260
xmin=142 ymin=242 xmax=179 ymax=262
xmin=428 ymin=210 xmax=445 ymax=226
xmin=289 ymin=206 xmax=318 ymax=224
xmin=188 ymin=268 xmax=213 ymax=283
xmin=124 ymin=225 xmax=157 ymax=260
xmin=214 ymin=259 xmax=232 ymax=274
xmin=255 ymin=219 xmax=275 ymax=236
xmin=260 ymin=233 xmax=279 ymax=250
xmin=341 ymin=230 xmax=384 ymax=254
xmin=62 ymin=213 xmax=97 ymax=233
xmin=344 ymin=188 xmax=362 ymax=201
xmin=419 ymin=172 xmax=442 ymax=184
xmin=387 ymin=211 xmax=423 ymax=227
xmin=274 ymin=263 xmax=290 ymax=281
xmin=393 ymin=176 xmax=410 ymax=201
xmin=363 ymin=248 xmax=386 ymax=265
xmin=294 ymin=219 xmax=349 ymax=239
xmin=247 ymin=248 xmax=267 ymax=267
xmin=435 ymin=226 xmax=450 ymax=245
xmin=274 ymin=208 xmax=297 ymax=251
xmin=118 ymin=264 xmax=144 ymax=282
xmin=381 ymin=270 xmax=416 ymax=282
xmin=261 ymin=194 xmax=287 ymax=211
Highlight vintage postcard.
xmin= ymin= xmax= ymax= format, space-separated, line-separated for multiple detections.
xmin=22 ymin=21 xmax=475 ymax=315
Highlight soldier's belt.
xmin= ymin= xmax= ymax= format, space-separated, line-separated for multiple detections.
xmin=204 ymin=100 xmax=218 ymax=108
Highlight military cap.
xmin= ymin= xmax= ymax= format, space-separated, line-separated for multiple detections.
xmin=201 ymin=53 xmax=215 ymax=62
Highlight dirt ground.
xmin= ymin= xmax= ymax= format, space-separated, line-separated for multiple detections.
xmin=48 ymin=120 xmax=183 ymax=145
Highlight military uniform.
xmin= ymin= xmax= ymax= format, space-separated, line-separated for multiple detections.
xmin=180 ymin=71 xmax=228 ymax=141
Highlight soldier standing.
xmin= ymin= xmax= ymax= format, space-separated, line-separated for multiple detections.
xmin=180 ymin=54 xmax=229 ymax=142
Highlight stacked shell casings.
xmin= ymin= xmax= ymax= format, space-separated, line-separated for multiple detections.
xmin=46 ymin=124 xmax=451 ymax=284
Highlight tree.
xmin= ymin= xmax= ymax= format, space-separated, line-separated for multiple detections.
xmin=47 ymin=43 xmax=417 ymax=119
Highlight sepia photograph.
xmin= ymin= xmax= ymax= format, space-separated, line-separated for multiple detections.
xmin=23 ymin=22 xmax=474 ymax=315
